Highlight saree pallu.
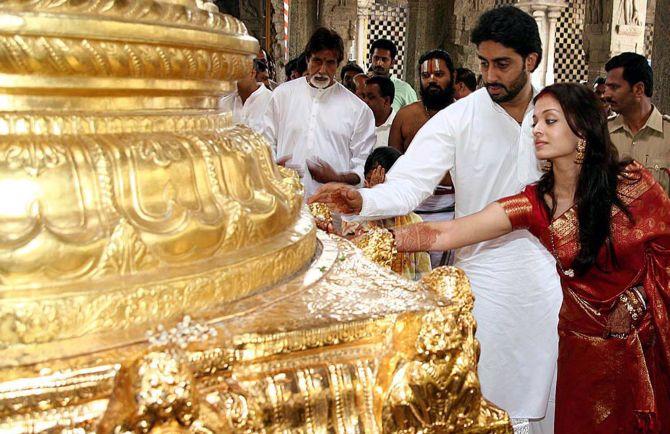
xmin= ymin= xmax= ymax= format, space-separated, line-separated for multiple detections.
xmin=499 ymin=162 xmax=670 ymax=433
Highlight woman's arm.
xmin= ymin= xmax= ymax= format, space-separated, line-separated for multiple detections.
xmin=394 ymin=202 xmax=513 ymax=252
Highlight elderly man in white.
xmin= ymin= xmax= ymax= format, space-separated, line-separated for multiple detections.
xmin=261 ymin=27 xmax=375 ymax=198
xmin=310 ymin=7 xmax=562 ymax=434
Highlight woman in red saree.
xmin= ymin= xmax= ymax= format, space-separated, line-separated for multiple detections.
xmin=387 ymin=83 xmax=670 ymax=433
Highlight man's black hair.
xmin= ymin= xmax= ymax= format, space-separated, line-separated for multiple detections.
xmin=366 ymin=75 xmax=395 ymax=103
xmin=470 ymin=6 xmax=542 ymax=72
xmin=253 ymin=59 xmax=268 ymax=73
xmin=455 ymin=67 xmax=477 ymax=91
xmin=605 ymin=52 xmax=653 ymax=97
xmin=296 ymin=53 xmax=308 ymax=74
xmin=369 ymin=39 xmax=398 ymax=60
xmin=364 ymin=146 xmax=402 ymax=176
xmin=284 ymin=58 xmax=297 ymax=77
xmin=340 ymin=62 xmax=365 ymax=81
xmin=417 ymin=49 xmax=455 ymax=77
xmin=304 ymin=27 xmax=344 ymax=64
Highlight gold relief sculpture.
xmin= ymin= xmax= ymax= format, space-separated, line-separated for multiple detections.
xmin=0 ymin=0 xmax=511 ymax=432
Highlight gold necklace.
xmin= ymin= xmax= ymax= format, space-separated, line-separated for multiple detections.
xmin=548 ymin=228 xmax=574 ymax=278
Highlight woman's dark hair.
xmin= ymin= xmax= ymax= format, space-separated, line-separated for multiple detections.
xmin=304 ymin=27 xmax=344 ymax=64
xmin=534 ymin=83 xmax=632 ymax=275
xmin=471 ymin=6 xmax=542 ymax=72
xmin=364 ymin=146 xmax=402 ymax=176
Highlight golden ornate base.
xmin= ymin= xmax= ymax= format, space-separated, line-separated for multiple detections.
xmin=0 ymin=232 xmax=511 ymax=433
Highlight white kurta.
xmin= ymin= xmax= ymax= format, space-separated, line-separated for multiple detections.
xmin=359 ymin=88 xmax=562 ymax=419
xmin=374 ymin=109 xmax=396 ymax=149
xmin=261 ymin=77 xmax=376 ymax=197
xmin=219 ymin=84 xmax=272 ymax=132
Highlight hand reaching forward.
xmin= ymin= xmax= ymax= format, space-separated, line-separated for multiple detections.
xmin=307 ymin=158 xmax=339 ymax=184
xmin=308 ymin=183 xmax=363 ymax=214
xmin=365 ymin=165 xmax=385 ymax=188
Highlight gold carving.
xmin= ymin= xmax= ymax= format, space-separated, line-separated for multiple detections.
xmin=0 ymin=35 xmax=251 ymax=81
xmin=0 ymin=1 xmax=511 ymax=433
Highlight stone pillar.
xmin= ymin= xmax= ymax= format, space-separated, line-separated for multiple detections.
xmin=441 ymin=0 xmax=496 ymax=78
xmin=355 ymin=0 xmax=373 ymax=66
xmin=583 ymin=0 xmax=649 ymax=83
xmin=318 ymin=0 xmax=358 ymax=62
xmin=288 ymin=0 xmax=318 ymax=58
xmin=517 ymin=0 xmax=568 ymax=87
xmin=533 ymin=8 xmax=548 ymax=87
xmin=545 ymin=8 xmax=561 ymax=84
xmin=651 ymin=0 xmax=669 ymax=112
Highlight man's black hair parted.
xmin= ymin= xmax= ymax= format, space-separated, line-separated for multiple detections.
xmin=366 ymin=75 xmax=395 ymax=102
xmin=605 ymin=52 xmax=653 ymax=97
xmin=471 ymin=6 xmax=542 ymax=72
xmin=364 ymin=146 xmax=402 ymax=176
xmin=417 ymin=49 xmax=455 ymax=76
xmin=370 ymin=39 xmax=398 ymax=60
xmin=304 ymin=27 xmax=345 ymax=63
xmin=340 ymin=62 xmax=365 ymax=81
xmin=455 ymin=67 xmax=477 ymax=91
xmin=253 ymin=59 xmax=268 ymax=73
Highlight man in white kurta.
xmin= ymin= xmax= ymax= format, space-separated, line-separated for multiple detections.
xmin=309 ymin=9 xmax=562 ymax=432
xmin=356 ymin=86 xmax=562 ymax=422
xmin=261 ymin=75 xmax=375 ymax=197
xmin=219 ymin=79 xmax=272 ymax=133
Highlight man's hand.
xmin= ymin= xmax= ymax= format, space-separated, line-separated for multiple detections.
xmin=308 ymin=183 xmax=363 ymax=214
xmin=277 ymin=154 xmax=292 ymax=167
xmin=307 ymin=158 xmax=340 ymax=184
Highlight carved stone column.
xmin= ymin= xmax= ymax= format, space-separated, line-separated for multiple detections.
xmin=651 ymin=0 xmax=669 ymax=112
xmin=516 ymin=0 xmax=568 ymax=87
xmin=356 ymin=0 xmax=373 ymax=67
xmin=584 ymin=0 xmax=649 ymax=83
xmin=545 ymin=8 xmax=562 ymax=84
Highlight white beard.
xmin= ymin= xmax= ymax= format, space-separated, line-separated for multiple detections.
xmin=310 ymin=75 xmax=331 ymax=89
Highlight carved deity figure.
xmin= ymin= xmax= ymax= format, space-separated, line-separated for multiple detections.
xmin=620 ymin=0 xmax=641 ymax=25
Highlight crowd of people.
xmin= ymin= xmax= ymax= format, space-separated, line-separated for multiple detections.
xmin=221 ymin=5 xmax=669 ymax=434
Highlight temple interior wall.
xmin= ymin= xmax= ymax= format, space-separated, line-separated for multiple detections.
xmin=223 ymin=0 xmax=667 ymax=111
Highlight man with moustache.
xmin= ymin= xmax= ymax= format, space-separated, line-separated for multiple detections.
xmin=369 ymin=38 xmax=417 ymax=111
xmin=310 ymin=7 xmax=561 ymax=432
xmin=361 ymin=75 xmax=396 ymax=149
xmin=604 ymin=52 xmax=669 ymax=192
xmin=260 ymin=27 xmax=375 ymax=198
xmin=388 ymin=49 xmax=455 ymax=153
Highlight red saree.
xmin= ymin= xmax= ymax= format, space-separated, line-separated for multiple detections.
xmin=498 ymin=162 xmax=670 ymax=433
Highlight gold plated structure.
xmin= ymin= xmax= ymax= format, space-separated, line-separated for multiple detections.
xmin=0 ymin=1 xmax=511 ymax=432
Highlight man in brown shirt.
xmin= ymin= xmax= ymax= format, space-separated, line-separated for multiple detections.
xmin=605 ymin=52 xmax=669 ymax=192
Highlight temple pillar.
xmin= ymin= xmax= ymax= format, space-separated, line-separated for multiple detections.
xmin=583 ymin=0 xmax=648 ymax=83
xmin=651 ymin=0 xmax=669 ymax=112
xmin=355 ymin=0 xmax=373 ymax=66
xmin=516 ymin=0 xmax=568 ymax=87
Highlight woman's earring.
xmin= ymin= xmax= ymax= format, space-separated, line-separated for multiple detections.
xmin=541 ymin=160 xmax=552 ymax=172
xmin=575 ymin=138 xmax=586 ymax=164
